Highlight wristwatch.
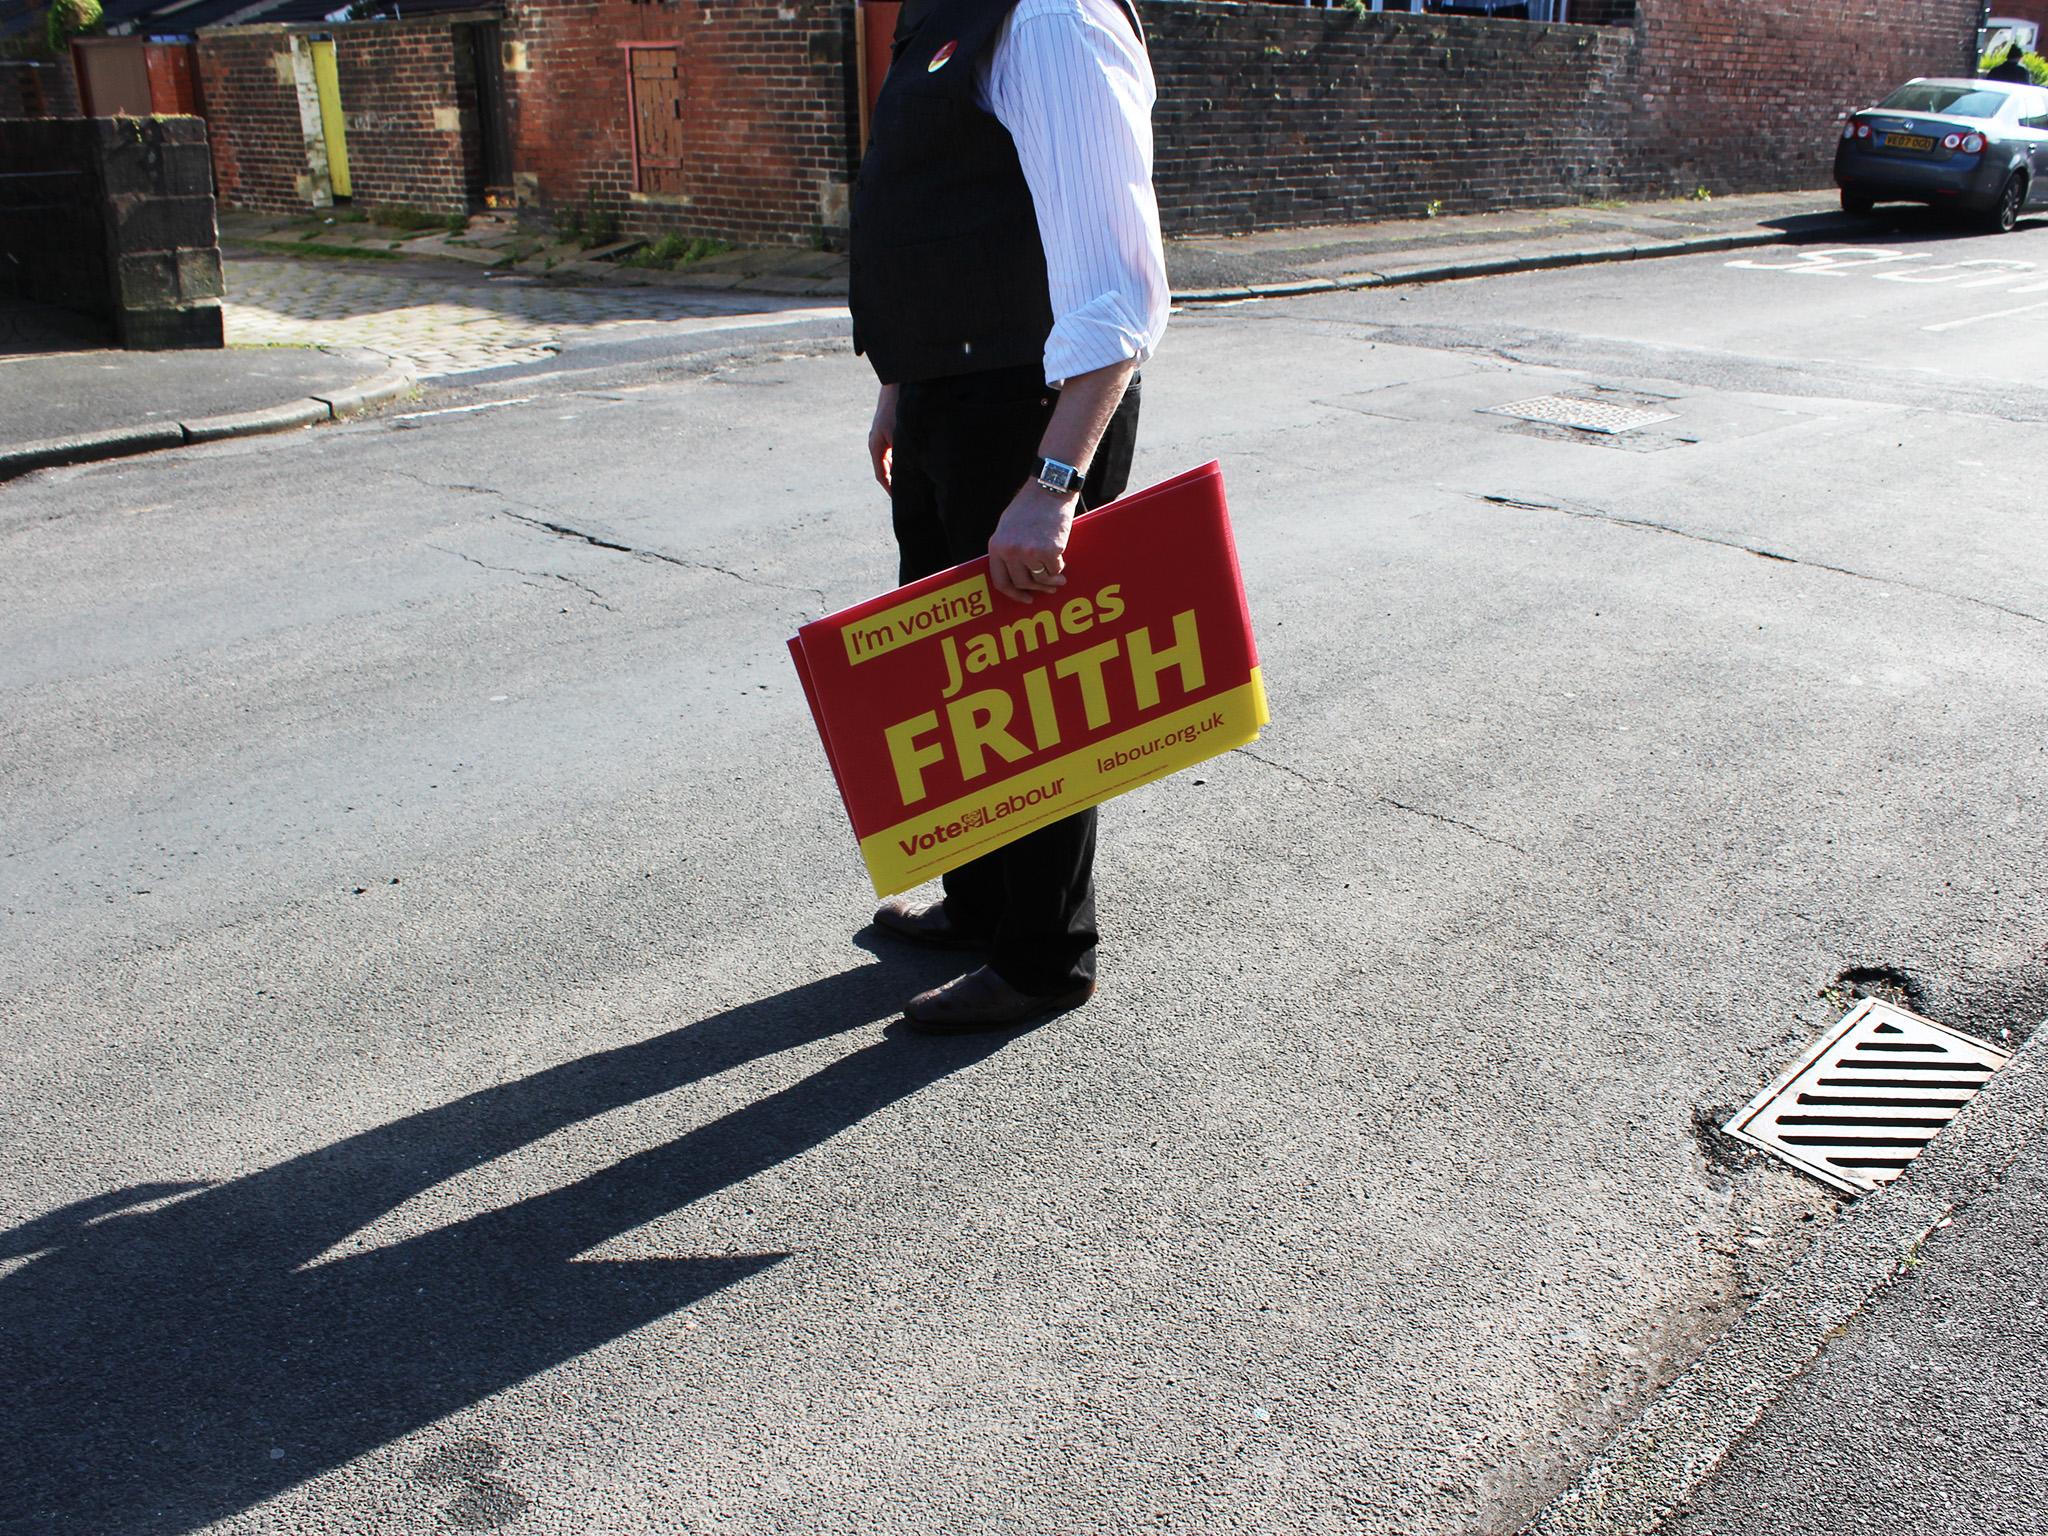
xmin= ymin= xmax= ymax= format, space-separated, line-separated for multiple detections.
xmin=1034 ymin=455 xmax=1085 ymax=496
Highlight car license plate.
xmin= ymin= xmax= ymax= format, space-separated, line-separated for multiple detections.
xmin=1883 ymin=133 xmax=1935 ymax=151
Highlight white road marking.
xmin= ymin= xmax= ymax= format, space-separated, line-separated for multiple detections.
xmin=1873 ymin=257 xmax=2039 ymax=285
xmin=391 ymin=398 xmax=538 ymax=421
xmin=1727 ymin=247 xmax=1929 ymax=275
xmin=1922 ymin=298 xmax=2048 ymax=331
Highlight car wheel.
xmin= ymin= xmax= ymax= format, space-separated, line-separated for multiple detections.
xmin=1988 ymin=173 xmax=2026 ymax=233
xmin=1841 ymin=189 xmax=1876 ymax=216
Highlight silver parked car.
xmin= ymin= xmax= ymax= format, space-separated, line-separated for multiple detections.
xmin=1835 ymin=78 xmax=2048 ymax=231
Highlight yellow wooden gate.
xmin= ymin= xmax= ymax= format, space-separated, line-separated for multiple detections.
xmin=310 ymin=40 xmax=353 ymax=201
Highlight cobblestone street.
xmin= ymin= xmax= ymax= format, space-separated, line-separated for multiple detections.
xmin=221 ymin=256 xmax=847 ymax=377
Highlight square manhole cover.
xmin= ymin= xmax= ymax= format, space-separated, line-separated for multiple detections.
xmin=1725 ymin=999 xmax=2009 ymax=1195
xmin=1482 ymin=394 xmax=1677 ymax=435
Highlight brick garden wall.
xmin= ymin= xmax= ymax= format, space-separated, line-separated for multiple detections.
xmin=499 ymin=0 xmax=855 ymax=248
xmin=197 ymin=17 xmax=485 ymax=216
xmin=183 ymin=0 xmax=1984 ymax=245
xmin=0 ymin=58 xmax=83 ymax=118
xmin=332 ymin=20 xmax=475 ymax=214
xmin=196 ymin=29 xmax=313 ymax=213
xmin=1141 ymin=2 xmax=1633 ymax=232
xmin=1620 ymin=0 xmax=1983 ymax=198
xmin=1137 ymin=0 xmax=1982 ymax=235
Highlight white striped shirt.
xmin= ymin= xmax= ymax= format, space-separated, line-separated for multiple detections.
xmin=977 ymin=0 xmax=1170 ymax=389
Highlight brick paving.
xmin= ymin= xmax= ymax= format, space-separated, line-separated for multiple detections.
xmin=221 ymin=256 xmax=845 ymax=377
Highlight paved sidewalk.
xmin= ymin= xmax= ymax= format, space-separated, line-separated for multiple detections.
xmin=220 ymin=255 xmax=844 ymax=377
xmin=0 ymin=303 xmax=405 ymax=479
xmin=1525 ymin=1017 xmax=2048 ymax=1536
xmin=1163 ymin=189 xmax=1850 ymax=294
xmin=1657 ymin=1058 xmax=2048 ymax=1536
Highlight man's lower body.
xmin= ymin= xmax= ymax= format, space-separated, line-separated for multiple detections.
xmin=883 ymin=362 xmax=1141 ymax=1028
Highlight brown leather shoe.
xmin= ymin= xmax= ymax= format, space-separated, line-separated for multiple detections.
xmin=873 ymin=894 xmax=988 ymax=951
xmin=903 ymin=965 xmax=1095 ymax=1034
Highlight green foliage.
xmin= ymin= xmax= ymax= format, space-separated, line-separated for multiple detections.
xmin=623 ymin=232 xmax=736 ymax=270
xmin=46 ymin=0 xmax=103 ymax=50
xmin=258 ymin=240 xmax=405 ymax=262
xmin=550 ymin=199 xmax=620 ymax=249
xmin=365 ymin=204 xmax=455 ymax=233
xmin=1979 ymin=37 xmax=2048 ymax=82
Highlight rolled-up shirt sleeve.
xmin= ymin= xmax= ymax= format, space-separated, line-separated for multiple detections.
xmin=982 ymin=0 xmax=1169 ymax=389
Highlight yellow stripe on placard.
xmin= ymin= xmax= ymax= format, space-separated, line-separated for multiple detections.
xmin=840 ymin=575 xmax=994 ymax=666
xmin=859 ymin=669 xmax=1270 ymax=896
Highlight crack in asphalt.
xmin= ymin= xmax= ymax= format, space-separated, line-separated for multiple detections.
xmin=1361 ymin=319 xmax=2048 ymax=425
xmin=425 ymin=544 xmax=616 ymax=611
xmin=1474 ymin=493 xmax=2046 ymax=628
xmin=393 ymin=471 xmax=830 ymax=614
xmin=1234 ymin=745 xmax=1529 ymax=854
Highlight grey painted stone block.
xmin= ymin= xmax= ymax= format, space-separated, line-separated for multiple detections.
xmin=115 ymin=252 xmax=180 ymax=309
xmin=117 ymin=303 xmax=223 ymax=350
xmin=108 ymin=195 xmax=220 ymax=256
xmin=176 ymin=248 xmax=224 ymax=302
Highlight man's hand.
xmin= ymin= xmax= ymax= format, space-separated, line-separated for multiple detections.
xmin=988 ymin=481 xmax=1079 ymax=603
xmin=868 ymin=383 xmax=899 ymax=494
xmin=986 ymin=357 xmax=1135 ymax=600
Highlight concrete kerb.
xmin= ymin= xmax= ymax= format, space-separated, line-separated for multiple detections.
xmin=1173 ymin=229 xmax=1791 ymax=307
xmin=0 ymin=421 xmax=188 ymax=479
xmin=1518 ymin=1016 xmax=2048 ymax=1536
xmin=0 ymin=348 xmax=416 ymax=482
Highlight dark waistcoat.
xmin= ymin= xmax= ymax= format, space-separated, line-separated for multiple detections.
xmin=850 ymin=0 xmax=1143 ymax=386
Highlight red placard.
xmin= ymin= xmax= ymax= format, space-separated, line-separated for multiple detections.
xmin=790 ymin=462 xmax=1268 ymax=895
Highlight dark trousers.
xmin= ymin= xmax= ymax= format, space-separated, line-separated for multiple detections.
xmin=889 ymin=363 xmax=1141 ymax=995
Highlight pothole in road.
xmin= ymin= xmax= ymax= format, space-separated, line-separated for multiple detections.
xmin=1820 ymin=963 xmax=1928 ymax=1014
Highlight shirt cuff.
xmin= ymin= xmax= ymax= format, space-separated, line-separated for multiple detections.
xmin=1043 ymin=291 xmax=1158 ymax=389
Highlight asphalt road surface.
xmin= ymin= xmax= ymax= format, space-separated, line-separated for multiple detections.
xmin=3 ymin=213 xmax=2045 ymax=1536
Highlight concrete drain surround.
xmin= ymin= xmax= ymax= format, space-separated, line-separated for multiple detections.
xmin=1726 ymin=999 xmax=2010 ymax=1195
xmin=1482 ymin=393 xmax=1677 ymax=435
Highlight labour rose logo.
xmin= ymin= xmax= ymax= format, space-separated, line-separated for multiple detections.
xmin=928 ymin=40 xmax=957 ymax=72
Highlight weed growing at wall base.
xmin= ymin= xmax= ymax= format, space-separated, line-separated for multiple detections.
xmin=624 ymin=234 xmax=737 ymax=270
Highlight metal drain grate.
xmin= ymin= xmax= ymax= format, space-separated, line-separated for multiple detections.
xmin=1726 ymin=999 xmax=2009 ymax=1195
xmin=1483 ymin=394 xmax=1677 ymax=435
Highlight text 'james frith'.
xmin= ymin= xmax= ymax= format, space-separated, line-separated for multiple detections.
xmin=882 ymin=583 xmax=1208 ymax=807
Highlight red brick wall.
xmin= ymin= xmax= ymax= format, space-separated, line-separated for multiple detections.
xmin=1621 ymin=0 xmax=1983 ymax=198
xmin=500 ymin=0 xmax=855 ymax=248
xmin=1144 ymin=4 xmax=1634 ymax=232
xmin=1140 ymin=0 xmax=1981 ymax=237
xmin=196 ymin=19 xmax=478 ymax=215
xmin=196 ymin=29 xmax=310 ymax=214
xmin=0 ymin=58 xmax=84 ymax=118
xmin=333 ymin=21 xmax=473 ymax=214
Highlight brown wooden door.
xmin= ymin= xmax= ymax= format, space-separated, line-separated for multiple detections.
xmin=142 ymin=44 xmax=202 ymax=117
xmin=629 ymin=47 xmax=684 ymax=196
xmin=72 ymin=39 xmax=152 ymax=117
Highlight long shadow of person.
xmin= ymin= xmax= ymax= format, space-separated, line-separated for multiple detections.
xmin=1 ymin=949 xmax=1003 ymax=1535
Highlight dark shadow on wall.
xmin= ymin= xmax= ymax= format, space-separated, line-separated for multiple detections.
xmin=0 ymin=950 xmax=999 ymax=1535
